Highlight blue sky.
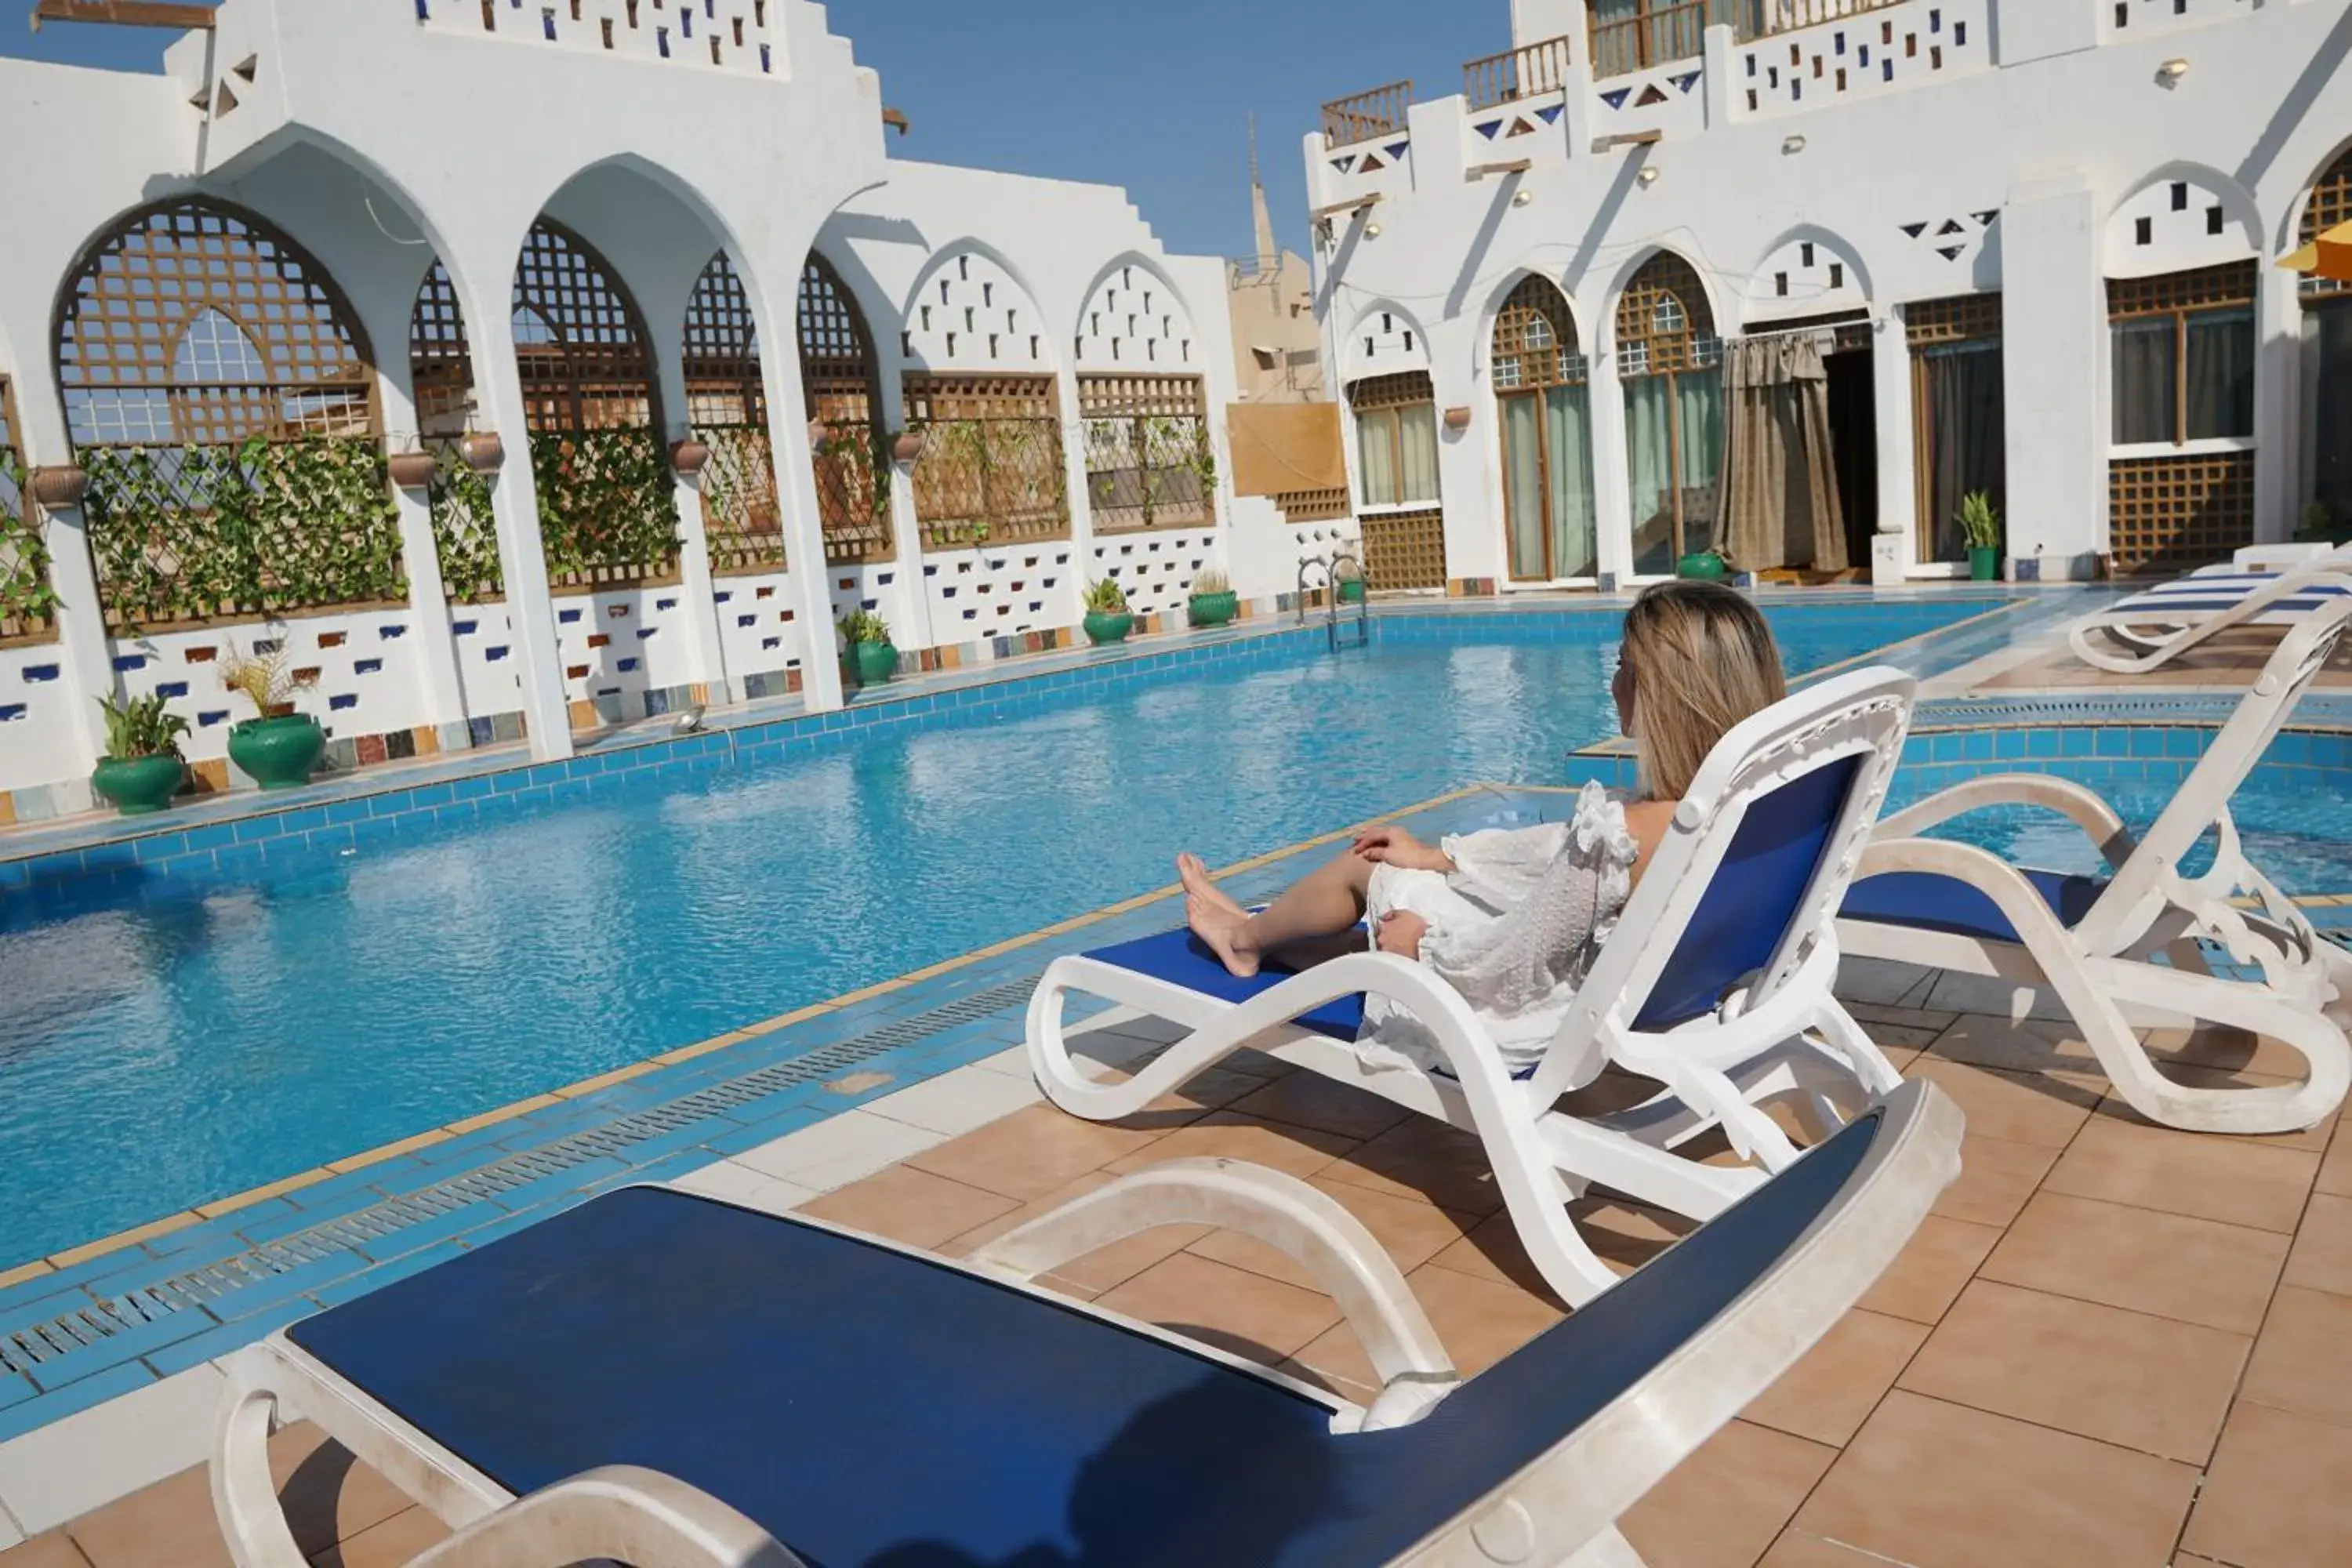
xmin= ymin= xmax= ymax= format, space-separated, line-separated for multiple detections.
xmin=0 ymin=1 xmax=1499 ymax=259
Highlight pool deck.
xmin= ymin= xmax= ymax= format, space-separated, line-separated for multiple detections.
xmin=5 ymin=584 xmax=2352 ymax=1562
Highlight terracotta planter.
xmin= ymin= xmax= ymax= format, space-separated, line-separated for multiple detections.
xmin=670 ymin=438 xmax=711 ymax=477
xmin=891 ymin=430 xmax=925 ymax=465
xmin=459 ymin=432 xmax=506 ymax=474
xmin=27 ymin=466 xmax=89 ymax=510
xmin=387 ymin=452 xmax=437 ymax=490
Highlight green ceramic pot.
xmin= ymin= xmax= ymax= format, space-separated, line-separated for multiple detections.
xmin=1968 ymin=546 xmax=2002 ymax=582
xmin=1675 ymin=551 xmax=1730 ymax=582
xmin=1187 ymin=590 xmax=1239 ymax=629
xmin=90 ymin=753 xmax=185 ymax=816
xmin=1083 ymin=610 xmax=1134 ymax=645
xmin=852 ymin=640 xmax=898 ymax=686
xmin=228 ymin=713 xmax=325 ymax=790
xmin=1337 ymin=579 xmax=1367 ymax=604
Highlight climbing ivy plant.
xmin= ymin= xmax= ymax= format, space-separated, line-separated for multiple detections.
xmin=0 ymin=449 xmax=60 ymax=641
xmin=82 ymin=437 xmax=406 ymax=630
xmin=428 ymin=441 xmax=504 ymax=603
xmin=530 ymin=428 xmax=681 ymax=587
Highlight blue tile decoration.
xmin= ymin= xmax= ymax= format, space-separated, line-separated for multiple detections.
xmin=20 ymin=665 xmax=58 ymax=683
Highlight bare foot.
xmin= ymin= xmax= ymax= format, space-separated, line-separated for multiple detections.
xmin=1177 ymin=853 xmax=1260 ymax=977
xmin=1176 ymin=851 xmax=1248 ymax=919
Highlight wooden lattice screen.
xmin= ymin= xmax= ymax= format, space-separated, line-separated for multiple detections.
xmin=684 ymin=252 xmax=767 ymax=428
xmin=1360 ymin=506 xmax=1446 ymax=590
xmin=2105 ymin=261 xmax=2258 ymax=318
xmin=682 ymin=253 xmax=784 ymax=575
xmin=0 ymin=376 xmax=53 ymax=642
xmin=2109 ymin=452 xmax=2255 ymax=576
xmin=902 ymin=374 xmax=1069 ymax=550
xmin=1903 ymin=292 xmax=2002 ymax=347
xmin=799 ymin=253 xmax=891 ymax=564
xmin=1348 ymin=371 xmax=1437 ymax=412
xmin=2302 ymin=147 xmax=2352 ymax=301
xmin=406 ymin=262 xmax=502 ymax=604
xmin=1492 ymin=276 xmax=1585 ymax=389
xmin=1616 ymin=252 xmax=1721 ymax=376
xmin=1077 ymin=374 xmax=1211 ymax=532
xmin=410 ymin=261 xmax=474 ymax=433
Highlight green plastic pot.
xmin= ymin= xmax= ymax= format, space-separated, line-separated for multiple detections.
xmin=851 ymin=640 xmax=898 ymax=686
xmin=1187 ymin=590 xmax=1239 ymax=629
xmin=1337 ymin=579 xmax=1366 ymax=604
xmin=1083 ymin=610 xmax=1134 ymax=645
xmin=228 ymin=713 xmax=325 ymax=790
xmin=90 ymin=753 xmax=185 ymax=816
xmin=1968 ymin=546 xmax=2002 ymax=582
xmin=1675 ymin=551 xmax=1730 ymax=582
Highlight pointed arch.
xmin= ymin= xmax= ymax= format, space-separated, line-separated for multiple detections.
xmin=1340 ymin=296 xmax=1431 ymax=382
xmin=1490 ymin=274 xmax=1585 ymax=390
xmin=2103 ymin=163 xmax=2262 ymax=279
xmin=1073 ymin=251 xmax=1201 ymax=371
xmin=2297 ymin=142 xmax=2352 ymax=300
xmin=1741 ymin=225 xmax=1873 ymax=324
xmin=681 ymin=251 xmax=785 ymax=575
xmin=510 ymin=217 xmax=660 ymax=433
xmin=1613 ymin=249 xmax=1725 ymax=576
xmin=797 ymin=249 xmax=892 ymax=564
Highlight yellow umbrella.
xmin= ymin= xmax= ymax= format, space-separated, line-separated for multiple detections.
xmin=2283 ymin=220 xmax=2352 ymax=281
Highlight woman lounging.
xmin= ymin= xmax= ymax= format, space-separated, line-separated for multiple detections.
xmin=1178 ymin=580 xmax=1787 ymax=1073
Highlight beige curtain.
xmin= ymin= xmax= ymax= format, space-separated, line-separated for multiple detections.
xmin=1718 ymin=336 xmax=1848 ymax=572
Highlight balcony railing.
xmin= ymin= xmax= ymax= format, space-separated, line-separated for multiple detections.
xmin=1749 ymin=0 xmax=1915 ymax=40
xmin=1588 ymin=0 xmax=1919 ymax=76
xmin=1464 ymin=35 xmax=1573 ymax=111
xmin=1322 ymin=79 xmax=1414 ymax=145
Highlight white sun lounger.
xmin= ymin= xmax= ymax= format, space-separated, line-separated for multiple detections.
xmin=1027 ymin=668 xmax=1917 ymax=1308
xmin=1842 ymin=598 xmax=2352 ymax=1134
xmin=2067 ymin=543 xmax=2352 ymax=673
xmin=213 ymin=1082 xmax=1961 ymax=1568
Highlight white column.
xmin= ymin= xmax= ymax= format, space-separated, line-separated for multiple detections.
xmin=1701 ymin=24 xmax=1737 ymax=129
xmin=870 ymin=347 xmax=937 ymax=653
xmin=456 ymin=272 xmax=575 ymax=759
xmin=375 ymin=368 xmax=467 ymax=730
xmin=1056 ymin=372 xmax=1098 ymax=630
xmin=754 ymin=289 xmax=845 ymax=713
xmin=1999 ymin=176 xmax=2105 ymax=580
xmin=1588 ymin=327 xmax=1635 ymax=589
xmin=2253 ymin=261 xmax=2303 ymax=545
xmin=10 ymin=375 xmax=111 ymax=764
xmin=1432 ymin=340 xmax=1504 ymax=586
xmin=1871 ymin=309 xmax=1918 ymax=584
xmin=648 ymin=345 xmax=731 ymax=699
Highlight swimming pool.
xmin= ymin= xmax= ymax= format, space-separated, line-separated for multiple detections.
xmin=0 ymin=595 xmax=2013 ymax=1266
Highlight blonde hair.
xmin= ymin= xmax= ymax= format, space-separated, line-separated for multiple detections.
xmin=1621 ymin=581 xmax=1787 ymax=800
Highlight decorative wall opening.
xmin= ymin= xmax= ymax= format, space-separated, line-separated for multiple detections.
xmin=1348 ymin=371 xmax=1443 ymax=590
xmin=797 ymin=252 xmax=892 ymax=564
xmin=408 ymin=261 xmax=503 ymax=603
xmin=56 ymin=200 xmax=404 ymax=630
xmin=1616 ymin=252 xmax=1724 ymax=575
xmin=0 ymin=376 xmax=53 ymax=643
xmin=2301 ymin=148 xmax=2352 ymax=524
xmin=683 ymin=252 xmax=784 ymax=576
xmin=902 ymin=374 xmax=1069 ymax=550
xmin=511 ymin=218 xmax=680 ymax=589
xmin=1077 ymin=374 xmax=1213 ymax=532
xmin=2105 ymin=263 xmax=2256 ymax=573
xmin=1905 ymin=292 xmax=2006 ymax=564
xmin=1491 ymin=277 xmax=1597 ymax=581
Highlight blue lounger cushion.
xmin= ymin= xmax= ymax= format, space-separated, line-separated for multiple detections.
xmin=288 ymin=1109 xmax=1887 ymax=1568
xmin=1080 ymin=926 xmax=1367 ymax=1041
xmin=1842 ymin=866 xmax=2107 ymax=945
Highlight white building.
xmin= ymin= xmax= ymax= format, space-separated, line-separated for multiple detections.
xmin=0 ymin=0 xmax=1341 ymax=818
xmin=1302 ymin=0 xmax=2352 ymax=594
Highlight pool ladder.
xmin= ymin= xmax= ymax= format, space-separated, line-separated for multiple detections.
xmin=1297 ymin=551 xmax=1370 ymax=652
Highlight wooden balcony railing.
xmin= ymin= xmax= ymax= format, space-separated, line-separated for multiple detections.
xmin=1464 ymin=34 xmax=1573 ymax=111
xmin=1746 ymin=0 xmax=1914 ymax=40
xmin=1589 ymin=0 xmax=1920 ymax=75
xmin=1322 ymin=79 xmax=1414 ymax=145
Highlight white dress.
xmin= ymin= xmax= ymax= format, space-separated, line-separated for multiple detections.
xmin=1359 ymin=781 xmax=1640 ymax=1076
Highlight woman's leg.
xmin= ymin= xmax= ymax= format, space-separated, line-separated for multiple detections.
xmin=1178 ymin=850 xmax=1374 ymax=978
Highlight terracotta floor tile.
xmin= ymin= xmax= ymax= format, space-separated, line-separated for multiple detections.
xmin=1423 ymin=1199 xmax=1690 ymax=1301
xmin=1931 ymin=1134 xmax=2060 ymax=1228
xmin=2042 ymin=1115 xmax=2321 ymax=1234
xmin=1900 ymin=1057 xmax=2101 ymax=1149
xmin=1618 ymin=1420 xmax=1838 ymax=1568
xmin=1845 ymin=1001 xmax=1960 ymax=1035
xmin=1288 ymin=1261 xmax=1564 ymax=1392
xmin=1222 ymin=1073 xmax=1413 ymax=1142
xmin=795 ymin=1163 xmax=1018 ymax=1250
xmin=2181 ymin=1400 xmax=2352 ymax=1568
xmin=1755 ymin=1531 xmax=1901 ymax=1567
xmin=2316 ymin=1123 xmax=2352 ymax=1198
xmin=1308 ymin=1116 xmax=1507 ymax=1215
xmin=1855 ymin=1214 xmax=2002 ymax=1325
xmin=2241 ymin=1284 xmax=2352 ymax=1427
xmin=0 ymin=1539 xmax=91 ymax=1568
xmin=267 ymin=1423 xmax=415 ymax=1555
xmin=2141 ymin=1022 xmax=2320 ymax=1082
xmin=1185 ymin=1178 xmax=1475 ymax=1292
xmin=1102 ymin=1111 xmax=1359 ymax=1181
xmin=2093 ymin=1064 xmax=2339 ymax=1155
xmin=307 ymin=1505 xmax=451 ymax=1568
xmin=64 ymin=1468 xmax=231 ymax=1568
xmin=2282 ymin=1192 xmax=2352 ymax=1298
xmin=1093 ymin=1250 xmax=1341 ymax=1364
xmin=1791 ymin=1391 xmax=2198 ymax=1568
xmin=902 ymin=1103 xmax=1164 ymax=1200
xmin=1980 ymin=1192 xmax=2288 ymax=1334
xmin=938 ymin=1171 xmax=1205 ymax=1298
xmin=1742 ymin=1308 xmax=1930 ymax=1449
xmin=1926 ymin=1013 xmax=2105 ymax=1077
xmin=1895 ymin=1279 xmax=2248 ymax=1465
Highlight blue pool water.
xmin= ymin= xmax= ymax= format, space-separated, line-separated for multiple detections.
xmin=0 ymin=594 xmax=2139 ymax=1267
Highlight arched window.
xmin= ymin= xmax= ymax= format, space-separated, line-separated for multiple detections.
xmin=1616 ymin=252 xmax=1724 ymax=575
xmin=683 ymin=253 xmax=783 ymax=574
xmin=797 ymin=252 xmax=891 ymax=564
xmin=510 ymin=219 xmax=677 ymax=588
xmin=2300 ymin=148 xmax=2352 ymax=528
xmin=56 ymin=200 xmax=401 ymax=627
xmin=1492 ymin=277 xmax=1596 ymax=581
xmin=408 ymin=261 xmax=499 ymax=604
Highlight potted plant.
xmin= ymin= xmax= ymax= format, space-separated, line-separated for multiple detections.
xmin=839 ymin=608 xmax=897 ymax=687
xmin=1083 ymin=578 xmax=1134 ymax=644
xmin=220 ymin=648 xmax=325 ymax=789
xmin=1675 ymin=548 xmax=1729 ymax=583
xmin=1959 ymin=492 xmax=2003 ymax=582
xmin=90 ymin=692 xmax=188 ymax=815
xmin=1334 ymin=556 xmax=1368 ymax=604
xmin=2298 ymin=502 xmax=2340 ymax=545
xmin=1187 ymin=568 xmax=1240 ymax=629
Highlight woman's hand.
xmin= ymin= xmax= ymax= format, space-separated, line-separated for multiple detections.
xmin=1375 ymin=909 xmax=1429 ymax=959
xmin=1353 ymin=826 xmax=1454 ymax=873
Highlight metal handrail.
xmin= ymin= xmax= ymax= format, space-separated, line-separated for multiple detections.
xmin=1321 ymin=80 xmax=1414 ymax=146
xmin=1465 ymin=35 xmax=1573 ymax=111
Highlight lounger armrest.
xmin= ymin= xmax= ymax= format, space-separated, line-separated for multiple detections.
xmin=970 ymin=1156 xmax=1459 ymax=1428
xmin=1873 ymin=774 xmax=2135 ymax=871
xmin=408 ymin=1465 xmax=803 ymax=1568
